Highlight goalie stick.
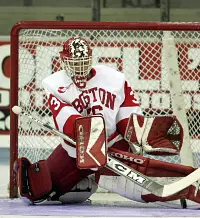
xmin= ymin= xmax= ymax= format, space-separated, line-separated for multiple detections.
xmin=12 ymin=105 xmax=200 ymax=198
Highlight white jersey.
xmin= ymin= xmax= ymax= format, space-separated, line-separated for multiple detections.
xmin=42 ymin=65 xmax=142 ymax=157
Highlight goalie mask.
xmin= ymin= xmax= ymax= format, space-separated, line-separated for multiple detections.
xmin=60 ymin=37 xmax=92 ymax=89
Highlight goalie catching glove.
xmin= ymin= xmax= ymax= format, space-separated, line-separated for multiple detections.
xmin=124 ymin=113 xmax=183 ymax=155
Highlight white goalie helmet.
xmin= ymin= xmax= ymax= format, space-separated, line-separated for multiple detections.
xmin=59 ymin=36 xmax=92 ymax=89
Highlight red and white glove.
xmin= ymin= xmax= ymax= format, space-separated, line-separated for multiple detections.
xmin=124 ymin=114 xmax=183 ymax=155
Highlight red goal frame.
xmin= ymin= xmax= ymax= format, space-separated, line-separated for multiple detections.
xmin=10 ymin=21 xmax=200 ymax=198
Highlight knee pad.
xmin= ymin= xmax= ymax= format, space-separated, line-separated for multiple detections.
xmin=59 ymin=175 xmax=98 ymax=204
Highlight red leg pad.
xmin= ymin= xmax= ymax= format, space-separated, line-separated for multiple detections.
xmin=15 ymin=157 xmax=52 ymax=201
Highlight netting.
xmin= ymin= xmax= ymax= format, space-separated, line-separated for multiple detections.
xmin=14 ymin=26 xmax=200 ymax=169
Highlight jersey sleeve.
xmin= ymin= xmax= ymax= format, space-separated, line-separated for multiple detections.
xmin=116 ymin=80 xmax=143 ymax=136
xmin=46 ymin=90 xmax=82 ymax=140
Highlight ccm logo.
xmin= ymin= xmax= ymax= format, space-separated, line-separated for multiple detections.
xmin=78 ymin=125 xmax=85 ymax=163
xmin=113 ymin=163 xmax=146 ymax=185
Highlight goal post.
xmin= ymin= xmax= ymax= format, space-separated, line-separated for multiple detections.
xmin=162 ymin=31 xmax=193 ymax=166
xmin=10 ymin=21 xmax=200 ymax=198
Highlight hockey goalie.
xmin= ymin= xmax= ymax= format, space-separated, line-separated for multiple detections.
xmin=14 ymin=36 xmax=200 ymax=208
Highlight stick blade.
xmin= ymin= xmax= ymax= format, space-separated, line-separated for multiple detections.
xmin=160 ymin=168 xmax=200 ymax=197
xmin=75 ymin=116 xmax=107 ymax=169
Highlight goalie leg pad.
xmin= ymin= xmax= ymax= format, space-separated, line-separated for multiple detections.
xmin=109 ymin=147 xmax=194 ymax=177
xmin=103 ymin=148 xmax=200 ymax=205
xmin=98 ymin=175 xmax=148 ymax=203
xmin=142 ymin=183 xmax=200 ymax=207
xmin=14 ymin=157 xmax=52 ymax=201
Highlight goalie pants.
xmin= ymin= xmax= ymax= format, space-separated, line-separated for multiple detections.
xmin=47 ymin=143 xmax=94 ymax=194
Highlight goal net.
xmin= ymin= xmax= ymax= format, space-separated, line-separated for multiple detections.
xmin=10 ymin=21 xmax=200 ymax=198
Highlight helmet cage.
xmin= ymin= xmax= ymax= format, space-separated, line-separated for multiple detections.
xmin=61 ymin=56 xmax=92 ymax=78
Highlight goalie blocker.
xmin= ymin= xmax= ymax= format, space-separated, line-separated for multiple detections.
xmin=75 ymin=115 xmax=107 ymax=169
